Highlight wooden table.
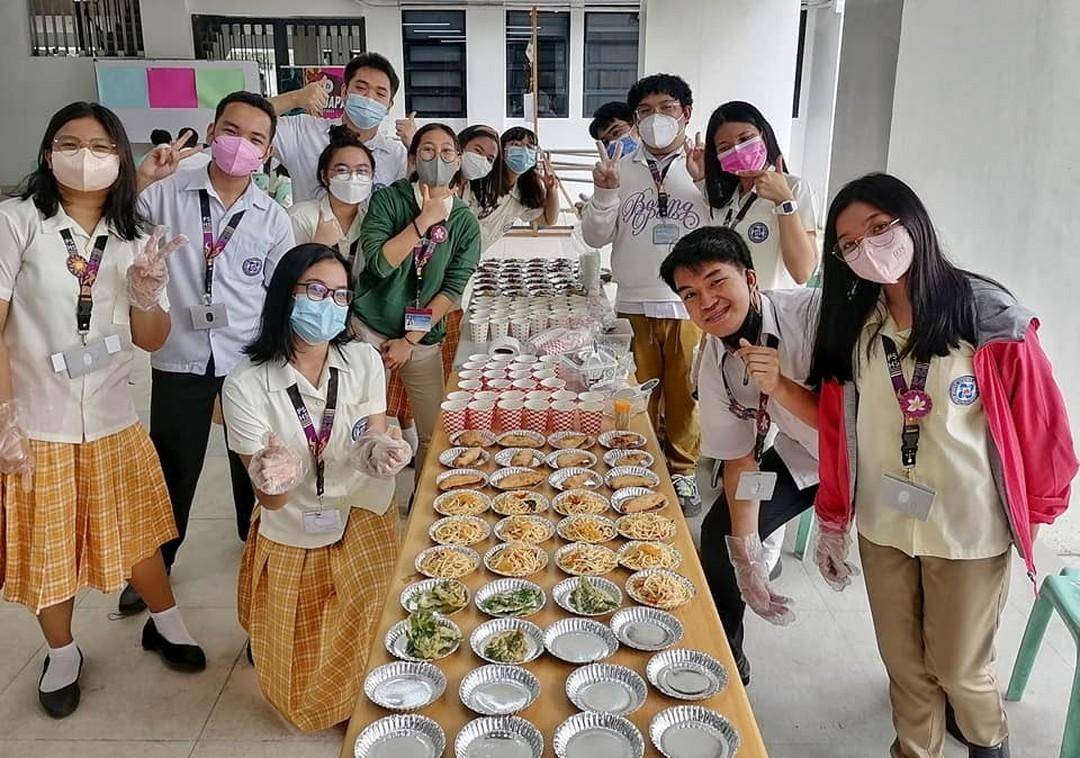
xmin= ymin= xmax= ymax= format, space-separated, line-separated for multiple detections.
xmin=341 ymin=401 xmax=768 ymax=757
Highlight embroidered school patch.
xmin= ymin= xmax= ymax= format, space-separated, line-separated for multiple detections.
xmin=242 ymin=258 xmax=263 ymax=277
xmin=949 ymin=375 xmax=979 ymax=406
xmin=747 ymin=221 xmax=770 ymax=243
xmin=351 ymin=418 xmax=369 ymax=441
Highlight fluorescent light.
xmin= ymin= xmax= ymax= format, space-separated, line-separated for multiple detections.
xmin=402 ymin=22 xmax=451 ymax=26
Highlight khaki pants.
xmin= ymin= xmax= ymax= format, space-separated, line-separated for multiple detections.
xmin=621 ymin=314 xmax=701 ymax=475
xmin=353 ymin=319 xmax=445 ymax=472
xmin=859 ymin=536 xmax=1010 ymax=758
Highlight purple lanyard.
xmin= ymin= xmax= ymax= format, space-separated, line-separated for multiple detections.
xmin=720 ymin=334 xmax=780 ymax=463
xmin=285 ymin=367 xmax=339 ymax=498
xmin=881 ymin=335 xmax=932 ymax=469
xmin=59 ymin=229 xmax=108 ymax=337
xmin=198 ymin=190 xmax=246 ymax=303
xmin=411 ymin=221 xmax=447 ymax=306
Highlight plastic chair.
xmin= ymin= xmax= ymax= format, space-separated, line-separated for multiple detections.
xmin=792 ymin=509 xmax=814 ymax=560
xmin=1005 ymin=567 xmax=1080 ymax=758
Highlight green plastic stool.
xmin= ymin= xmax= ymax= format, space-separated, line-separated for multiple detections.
xmin=1005 ymin=567 xmax=1080 ymax=758
xmin=792 ymin=509 xmax=814 ymax=560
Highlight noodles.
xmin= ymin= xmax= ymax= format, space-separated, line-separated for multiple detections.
xmin=497 ymin=516 xmax=554 ymax=544
xmin=430 ymin=517 xmax=488 ymax=546
xmin=493 ymin=490 xmax=548 ymax=515
xmin=418 ymin=547 xmax=478 ymax=579
xmin=559 ymin=515 xmax=616 ymax=544
xmin=616 ymin=513 xmax=677 ymax=541
xmin=554 ymin=490 xmax=609 ymax=516
xmin=556 ymin=543 xmax=618 ymax=576
xmin=435 ymin=490 xmax=489 ymax=516
xmin=486 ymin=543 xmax=547 ymax=577
xmin=627 ymin=570 xmax=693 ymax=609
xmin=618 ymin=541 xmax=681 ymax=571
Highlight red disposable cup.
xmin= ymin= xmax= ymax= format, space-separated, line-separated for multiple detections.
xmin=467 ymin=400 xmax=495 ymax=432
xmin=578 ymin=401 xmax=604 ymax=436
xmin=522 ymin=401 xmax=550 ymax=434
xmin=496 ymin=400 xmax=524 ymax=433
xmin=550 ymin=400 xmax=577 ymax=433
xmin=440 ymin=399 xmax=469 ymax=436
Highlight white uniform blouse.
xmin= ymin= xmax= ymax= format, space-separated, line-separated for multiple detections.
xmin=461 ymin=184 xmax=544 ymax=253
xmin=287 ymin=196 xmax=366 ymax=279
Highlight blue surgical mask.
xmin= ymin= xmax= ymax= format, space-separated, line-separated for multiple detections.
xmin=607 ymin=133 xmax=639 ymax=159
xmin=344 ymin=93 xmax=388 ymax=130
xmin=504 ymin=145 xmax=537 ymax=175
xmin=290 ymin=295 xmax=347 ymax=345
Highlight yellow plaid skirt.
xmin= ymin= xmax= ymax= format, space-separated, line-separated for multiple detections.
xmin=0 ymin=423 xmax=176 ymax=613
xmin=238 ymin=505 xmax=400 ymax=732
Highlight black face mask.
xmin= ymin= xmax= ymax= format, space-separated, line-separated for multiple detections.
xmin=721 ymin=279 xmax=763 ymax=351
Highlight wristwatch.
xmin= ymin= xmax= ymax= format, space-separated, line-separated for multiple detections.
xmin=773 ymin=199 xmax=799 ymax=216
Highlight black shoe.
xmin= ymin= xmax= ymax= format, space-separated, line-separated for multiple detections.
xmin=769 ymin=557 xmax=783 ymax=581
xmin=733 ymin=650 xmax=751 ymax=686
xmin=969 ymin=740 xmax=1010 ymax=758
xmin=946 ymin=701 xmax=969 ymax=746
xmin=245 ymin=640 xmax=254 ymax=665
xmin=117 ymin=583 xmax=146 ymax=616
xmin=672 ymin=474 xmax=702 ymax=518
xmin=141 ymin=619 xmax=206 ymax=671
xmin=38 ymin=650 xmax=82 ymax=719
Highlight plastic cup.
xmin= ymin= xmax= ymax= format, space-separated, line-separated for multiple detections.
xmin=458 ymin=370 xmax=483 ymax=381
xmin=466 ymin=399 xmax=495 ymax=432
xmin=578 ymin=401 xmax=604 ymax=435
xmin=510 ymin=320 xmax=531 ymax=341
xmin=577 ymin=391 xmax=606 ymax=404
xmin=540 ymin=377 xmax=567 ymax=392
xmin=522 ymin=400 xmax=550 ymax=434
xmin=532 ymin=368 xmax=556 ymax=381
xmin=512 ymin=378 xmax=537 ymax=392
xmin=489 ymin=319 xmax=510 ymax=341
xmin=508 ymin=370 xmax=533 ymax=382
xmin=446 ymin=391 xmax=473 ymax=404
xmin=550 ymin=390 xmax=578 ymax=404
xmin=550 ymin=400 xmax=578 ymax=433
xmin=458 ymin=379 xmax=483 ymax=393
xmin=482 ymin=369 xmax=506 ymax=387
xmin=488 ymin=378 xmax=513 ymax=393
xmin=501 ymin=390 xmax=527 ymax=403
xmin=496 ymin=399 xmax=524 ymax=433
xmin=462 ymin=361 xmax=486 ymax=372
xmin=440 ymin=399 xmax=469 ymax=436
xmin=513 ymin=354 xmax=539 ymax=366
xmin=473 ymin=390 xmax=499 ymax=404
xmin=525 ymin=390 xmax=550 ymax=404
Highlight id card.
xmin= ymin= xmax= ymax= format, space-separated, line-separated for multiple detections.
xmin=50 ymin=335 xmax=121 ymax=379
xmin=302 ymin=509 xmax=344 ymax=535
xmin=879 ymin=472 xmax=936 ymax=521
xmin=404 ymin=307 xmax=434 ymax=333
xmin=735 ymin=471 xmax=778 ymax=501
xmin=190 ymin=302 xmax=229 ymax=330
xmin=652 ymin=223 xmax=681 ymax=246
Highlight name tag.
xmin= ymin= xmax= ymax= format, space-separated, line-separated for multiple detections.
xmin=190 ymin=303 xmax=229 ymax=330
xmin=404 ymin=307 xmax=434 ymax=333
xmin=303 ymin=509 xmax=344 ymax=535
xmin=50 ymin=335 xmax=121 ymax=379
xmin=652 ymin=223 xmax=681 ymax=246
xmin=735 ymin=471 xmax=778 ymax=501
xmin=879 ymin=472 xmax=936 ymax=521
xmin=643 ymin=301 xmax=683 ymax=319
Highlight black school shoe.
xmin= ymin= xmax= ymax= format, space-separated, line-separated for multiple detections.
xmin=946 ymin=702 xmax=1010 ymax=757
xmin=38 ymin=649 xmax=83 ymax=719
xmin=141 ymin=619 xmax=206 ymax=671
xmin=734 ymin=650 xmax=751 ymax=687
xmin=117 ymin=583 xmax=146 ymax=616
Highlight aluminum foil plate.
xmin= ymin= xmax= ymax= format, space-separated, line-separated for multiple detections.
xmin=609 ymin=487 xmax=670 ymax=515
xmin=489 ymin=466 xmax=549 ymax=491
xmin=649 ymin=705 xmax=741 ymax=758
xmin=597 ymin=431 xmax=647 ymax=450
xmin=551 ymin=576 xmax=623 ymax=617
xmin=543 ymin=617 xmax=619 ymax=664
xmin=566 ymin=663 xmax=647 ymax=716
xmin=400 ymin=578 xmax=470 ymax=616
xmin=483 ymin=542 xmax=549 ymax=578
xmin=494 ymin=448 xmax=545 ymax=469
xmin=470 ymin=617 xmax=545 ymax=665
xmin=384 ymin=613 xmax=463 ymax=662
xmin=439 ymin=446 xmax=491 ymax=469
xmin=455 ymin=716 xmax=544 ymax=758
xmin=549 ymin=467 xmax=604 ymax=492
xmin=547 ymin=431 xmax=596 ymax=450
xmin=553 ymin=712 xmax=644 ymax=758
xmin=604 ymin=466 xmax=660 ymax=491
xmin=353 ymin=714 xmax=445 ymax=758
xmin=459 ymin=664 xmax=541 ymax=715
xmin=428 ymin=515 xmax=491 ymax=547
xmin=493 ymin=515 xmax=556 ymax=545
xmin=474 ymin=578 xmax=547 ymax=618
xmin=363 ymin=661 xmax=446 ymax=712
xmin=546 ymin=449 xmax=599 ymax=471
xmin=602 ymin=449 xmax=655 ymax=469
xmin=646 ymin=649 xmax=728 ymax=701
xmin=609 ymin=607 xmax=684 ymax=652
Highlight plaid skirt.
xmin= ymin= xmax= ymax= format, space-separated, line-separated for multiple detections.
xmin=388 ymin=308 xmax=462 ymax=422
xmin=0 ymin=423 xmax=176 ymax=613
xmin=238 ymin=505 xmax=400 ymax=732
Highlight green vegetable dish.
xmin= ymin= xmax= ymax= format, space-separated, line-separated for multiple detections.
xmin=405 ymin=610 xmax=462 ymax=660
xmin=569 ymin=577 xmax=619 ymax=614
xmin=479 ymin=587 xmax=544 ymax=617
xmin=484 ymin=629 xmax=529 ymax=663
xmin=410 ymin=580 xmax=468 ymax=614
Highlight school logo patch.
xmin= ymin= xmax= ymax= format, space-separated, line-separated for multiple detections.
xmin=351 ymin=418 xmax=369 ymax=442
xmin=747 ymin=221 xmax=770 ymax=243
xmin=242 ymin=258 xmax=263 ymax=277
xmin=949 ymin=375 xmax=979 ymax=406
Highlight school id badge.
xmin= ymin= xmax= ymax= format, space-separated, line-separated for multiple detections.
xmin=735 ymin=471 xmax=778 ymax=501
xmin=302 ymin=508 xmax=344 ymax=535
xmin=652 ymin=222 xmax=681 ymax=246
xmin=879 ymin=472 xmax=936 ymax=521
xmin=190 ymin=302 xmax=229 ymax=330
xmin=50 ymin=334 xmax=122 ymax=379
xmin=404 ymin=307 xmax=434 ymax=333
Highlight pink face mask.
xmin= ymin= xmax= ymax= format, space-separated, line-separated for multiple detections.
xmin=717 ymin=136 xmax=768 ymax=174
xmin=844 ymin=222 xmax=915 ymax=284
xmin=51 ymin=149 xmax=120 ymax=192
xmin=211 ymin=135 xmax=266 ymax=177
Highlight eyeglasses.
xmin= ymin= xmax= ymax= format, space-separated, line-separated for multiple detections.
xmin=634 ymin=101 xmax=683 ymax=120
xmin=330 ymin=165 xmax=373 ymax=180
xmin=52 ymin=137 xmax=118 ymax=159
xmin=417 ymin=145 xmax=461 ymax=162
xmin=297 ymin=280 xmax=353 ymax=307
xmin=832 ymin=218 xmax=903 ymax=261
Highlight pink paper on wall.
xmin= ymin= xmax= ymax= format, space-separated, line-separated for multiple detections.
xmin=147 ymin=67 xmax=198 ymax=108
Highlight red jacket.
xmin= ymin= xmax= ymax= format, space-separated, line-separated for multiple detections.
xmin=815 ymin=280 xmax=1078 ymax=578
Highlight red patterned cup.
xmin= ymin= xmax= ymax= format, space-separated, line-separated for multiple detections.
xmin=488 ymin=378 xmax=513 ymax=393
xmin=550 ymin=400 xmax=578 ymax=433
xmin=496 ymin=400 xmax=524 ymax=432
xmin=440 ymin=399 xmax=469 ymax=436
xmin=578 ymin=401 xmax=604 ymax=436
xmin=522 ymin=400 xmax=550 ymax=434
xmin=467 ymin=400 xmax=495 ymax=432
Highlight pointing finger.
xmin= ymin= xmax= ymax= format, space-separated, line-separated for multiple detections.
xmin=611 ymin=139 xmax=624 ymax=163
xmin=595 ymin=140 xmax=609 ymax=164
xmin=695 ymin=131 xmax=704 ymax=150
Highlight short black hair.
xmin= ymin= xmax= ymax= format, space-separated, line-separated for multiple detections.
xmin=627 ymin=74 xmax=693 ymax=112
xmin=150 ymin=128 xmax=172 ymax=146
xmin=213 ymin=91 xmax=278 ymax=140
xmin=344 ymin=52 xmax=400 ymax=98
xmin=245 ymin=244 xmax=355 ymax=365
xmin=659 ymin=226 xmax=753 ymax=292
xmin=589 ymin=101 xmax=635 ymax=140
xmin=317 ymin=129 xmax=376 ymax=191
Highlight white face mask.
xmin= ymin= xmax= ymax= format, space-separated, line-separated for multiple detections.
xmin=460 ymin=151 xmax=494 ymax=181
xmin=327 ymin=174 xmax=372 ymax=205
xmin=638 ymin=113 xmax=682 ymax=150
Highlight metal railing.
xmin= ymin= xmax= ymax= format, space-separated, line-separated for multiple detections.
xmin=28 ymin=0 xmax=143 ymax=57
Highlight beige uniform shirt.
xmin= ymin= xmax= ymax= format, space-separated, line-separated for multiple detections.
xmin=461 ymin=184 xmax=544 ymax=253
xmin=287 ymin=196 xmax=367 ymax=281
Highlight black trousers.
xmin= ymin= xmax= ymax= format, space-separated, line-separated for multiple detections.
xmin=699 ymin=447 xmax=817 ymax=664
xmin=150 ymin=367 xmax=255 ymax=569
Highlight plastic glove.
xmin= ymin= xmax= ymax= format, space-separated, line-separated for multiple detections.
xmin=248 ymin=433 xmax=306 ymax=496
xmin=725 ymin=533 xmax=795 ymax=625
xmin=815 ymin=524 xmax=861 ymax=592
xmin=350 ymin=426 xmax=412 ymax=478
xmin=0 ymin=399 xmax=33 ymax=491
xmin=127 ymin=226 xmax=186 ymax=311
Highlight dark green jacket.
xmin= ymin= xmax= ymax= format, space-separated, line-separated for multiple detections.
xmin=354 ymin=179 xmax=481 ymax=344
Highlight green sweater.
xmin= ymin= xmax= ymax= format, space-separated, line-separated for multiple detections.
xmin=354 ymin=179 xmax=481 ymax=344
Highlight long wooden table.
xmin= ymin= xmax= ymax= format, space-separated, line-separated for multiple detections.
xmin=341 ymin=398 xmax=768 ymax=757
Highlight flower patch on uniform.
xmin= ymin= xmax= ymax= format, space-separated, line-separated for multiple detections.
xmin=949 ymin=375 xmax=979 ymax=406
xmin=242 ymin=258 xmax=263 ymax=277
xmin=351 ymin=418 xmax=369 ymax=441
xmin=747 ymin=221 xmax=770 ymax=243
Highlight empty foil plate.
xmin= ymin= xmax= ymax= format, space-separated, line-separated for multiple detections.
xmin=565 ymin=663 xmax=647 ymax=716
xmin=553 ymin=711 xmax=644 ymax=758
xmin=455 ymin=716 xmax=544 ymax=758
xmin=353 ymin=714 xmax=445 ymax=758
xmin=646 ymin=648 xmax=728 ymax=701
xmin=543 ymin=617 xmax=619 ymax=665
xmin=649 ymin=705 xmax=741 ymax=758
xmin=459 ymin=664 xmax=540 ymax=715
xmin=609 ymin=606 xmax=684 ymax=652
xmin=363 ymin=661 xmax=446 ymax=712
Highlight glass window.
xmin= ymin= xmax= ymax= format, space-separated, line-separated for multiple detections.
xmin=402 ymin=10 xmax=467 ymax=118
xmin=506 ymin=10 xmax=570 ymax=119
xmin=583 ymin=12 xmax=640 ymax=116
xmin=30 ymin=0 xmax=144 ymax=57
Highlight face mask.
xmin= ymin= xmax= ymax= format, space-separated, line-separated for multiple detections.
xmin=844 ymin=223 xmax=915 ymax=284
xmin=328 ymin=174 xmax=372 ymax=205
xmin=504 ymin=145 xmax=538 ymax=175
xmin=290 ymin=295 xmax=347 ymax=345
xmin=607 ymin=133 xmax=639 ymax=158
xmin=51 ymin=149 xmax=120 ymax=192
xmin=345 ymin=93 xmax=388 ymax=130
xmin=721 ymin=276 xmax=763 ymax=351
xmin=638 ymin=113 xmax=682 ymax=150
xmin=460 ymin=152 xmax=494 ymax=181
xmin=416 ymin=156 xmax=458 ymax=188
xmin=211 ymin=135 xmax=266 ymax=177
xmin=718 ymin=136 xmax=768 ymax=175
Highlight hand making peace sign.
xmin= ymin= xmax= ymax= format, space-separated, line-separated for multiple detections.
xmin=592 ymin=140 xmax=622 ymax=190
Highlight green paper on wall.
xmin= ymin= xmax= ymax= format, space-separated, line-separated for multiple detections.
xmin=195 ymin=68 xmax=247 ymax=109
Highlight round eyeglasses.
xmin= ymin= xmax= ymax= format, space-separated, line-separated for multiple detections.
xmin=297 ymin=280 xmax=353 ymax=307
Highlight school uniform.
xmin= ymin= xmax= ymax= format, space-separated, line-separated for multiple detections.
xmin=138 ymin=169 xmax=295 ymax=565
xmin=0 ymin=197 xmax=175 ymax=612
xmin=222 ymin=340 xmax=398 ymax=732
xmin=286 ymin=196 xmax=366 ymax=282
xmin=462 ymin=184 xmax=545 ymax=253
xmin=697 ymin=288 xmax=819 ymax=665
xmin=273 ymin=114 xmax=408 ymax=203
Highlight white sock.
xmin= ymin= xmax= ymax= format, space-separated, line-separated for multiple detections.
xmin=150 ymin=606 xmax=198 ymax=646
xmin=40 ymin=641 xmax=82 ymax=693
xmin=400 ymin=423 xmax=419 ymax=456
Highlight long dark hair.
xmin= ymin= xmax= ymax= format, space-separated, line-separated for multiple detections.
xmin=245 ymin=244 xmax=354 ymax=365
xmin=702 ymin=101 xmax=785 ymax=211
xmin=457 ymin=124 xmax=502 ymax=214
xmin=407 ymin=122 xmax=461 ymax=185
xmin=18 ymin=102 xmax=146 ymax=241
xmin=501 ymin=126 xmax=544 ymax=209
xmin=317 ymin=130 xmax=376 ymax=192
xmin=807 ymin=173 xmax=980 ymax=386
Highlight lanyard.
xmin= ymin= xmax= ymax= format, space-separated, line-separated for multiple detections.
xmin=881 ymin=335 xmax=933 ymax=470
xmin=723 ymin=190 xmax=758 ymax=230
xmin=198 ymin=190 xmax=246 ymax=304
xmin=720 ymin=333 xmax=780 ymax=463
xmin=410 ymin=221 xmax=447 ymax=306
xmin=346 ymin=238 xmax=361 ymax=267
xmin=285 ymin=367 xmax=340 ymax=499
xmin=59 ymin=229 xmax=108 ymax=340
xmin=646 ymin=155 xmax=677 ymax=219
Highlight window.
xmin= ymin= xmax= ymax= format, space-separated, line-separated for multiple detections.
xmin=402 ymin=10 xmax=467 ymax=118
xmin=583 ymin=12 xmax=639 ymax=117
xmin=29 ymin=0 xmax=144 ymax=57
xmin=506 ymin=10 xmax=570 ymax=119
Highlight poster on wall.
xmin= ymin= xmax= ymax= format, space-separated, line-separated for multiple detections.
xmin=278 ymin=66 xmax=345 ymax=119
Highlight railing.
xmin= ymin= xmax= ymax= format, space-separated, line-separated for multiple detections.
xmin=28 ymin=0 xmax=143 ymax=57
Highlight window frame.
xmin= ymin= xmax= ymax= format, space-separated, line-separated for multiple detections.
xmin=505 ymin=9 xmax=571 ymax=120
xmin=401 ymin=9 xmax=468 ymax=119
xmin=582 ymin=10 xmax=641 ymax=118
